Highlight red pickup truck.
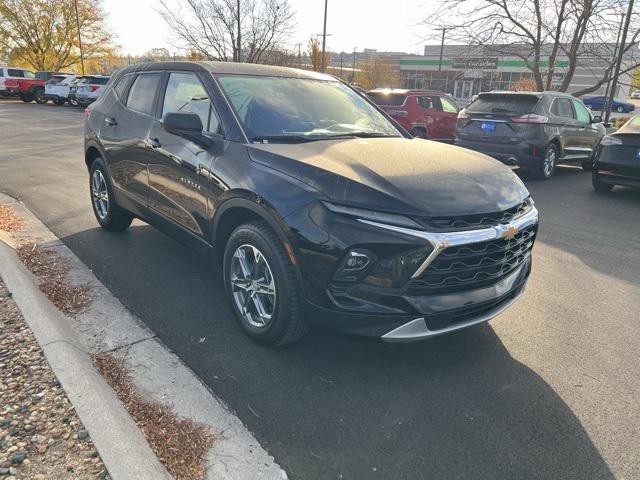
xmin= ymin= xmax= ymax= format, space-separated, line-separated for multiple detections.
xmin=16 ymin=71 xmax=66 ymax=103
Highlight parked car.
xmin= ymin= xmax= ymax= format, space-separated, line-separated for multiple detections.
xmin=0 ymin=67 xmax=34 ymax=96
xmin=85 ymin=62 xmax=538 ymax=346
xmin=2 ymin=78 xmax=19 ymax=96
xmin=15 ymin=71 xmax=67 ymax=103
xmin=67 ymin=76 xmax=89 ymax=106
xmin=75 ymin=75 xmax=110 ymax=106
xmin=583 ymin=95 xmax=635 ymax=113
xmin=455 ymin=91 xmax=605 ymax=179
xmin=366 ymin=88 xmax=460 ymax=142
xmin=592 ymin=115 xmax=640 ymax=192
xmin=631 ymin=90 xmax=640 ymax=100
xmin=44 ymin=74 xmax=77 ymax=105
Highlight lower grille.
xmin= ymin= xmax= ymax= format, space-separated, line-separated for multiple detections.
xmin=406 ymin=224 xmax=537 ymax=296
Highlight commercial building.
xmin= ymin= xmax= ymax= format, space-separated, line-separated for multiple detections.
xmin=399 ymin=44 xmax=637 ymax=102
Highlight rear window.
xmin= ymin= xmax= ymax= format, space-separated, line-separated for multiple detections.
xmin=49 ymin=76 xmax=66 ymax=84
xmin=367 ymin=92 xmax=407 ymax=106
xmin=467 ymin=94 xmax=539 ymax=115
xmin=88 ymin=76 xmax=109 ymax=85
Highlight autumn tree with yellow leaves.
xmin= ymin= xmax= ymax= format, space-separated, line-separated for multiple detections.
xmin=0 ymin=0 xmax=114 ymax=72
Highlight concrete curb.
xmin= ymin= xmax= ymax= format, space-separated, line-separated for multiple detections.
xmin=0 ymin=240 xmax=172 ymax=480
xmin=0 ymin=193 xmax=289 ymax=480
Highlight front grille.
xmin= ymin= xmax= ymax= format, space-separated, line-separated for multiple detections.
xmin=420 ymin=199 xmax=531 ymax=231
xmin=406 ymin=224 xmax=537 ymax=296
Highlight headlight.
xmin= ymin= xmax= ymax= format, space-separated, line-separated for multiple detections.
xmin=322 ymin=201 xmax=423 ymax=230
xmin=600 ymin=135 xmax=623 ymax=146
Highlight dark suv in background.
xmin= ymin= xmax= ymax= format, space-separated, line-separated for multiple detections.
xmin=367 ymin=88 xmax=460 ymax=142
xmin=455 ymin=91 xmax=605 ymax=179
xmin=85 ymin=62 xmax=538 ymax=346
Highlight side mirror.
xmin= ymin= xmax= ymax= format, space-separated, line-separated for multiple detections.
xmin=161 ymin=112 xmax=203 ymax=134
xmin=591 ymin=115 xmax=602 ymax=123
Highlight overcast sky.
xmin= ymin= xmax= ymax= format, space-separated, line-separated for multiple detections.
xmin=102 ymin=0 xmax=430 ymax=56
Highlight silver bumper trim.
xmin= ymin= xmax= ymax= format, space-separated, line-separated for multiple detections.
xmin=359 ymin=205 xmax=539 ymax=279
xmin=381 ymin=289 xmax=525 ymax=343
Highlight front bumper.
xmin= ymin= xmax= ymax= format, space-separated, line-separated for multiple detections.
xmin=295 ymin=204 xmax=538 ymax=341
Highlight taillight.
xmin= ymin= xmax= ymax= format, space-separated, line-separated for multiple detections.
xmin=84 ymin=108 xmax=90 ymax=120
xmin=511 ymin=114 xmax=548 ymax=124
xmin=90 ymin=85 xmax=99 ymax=92
xmin=457 ymin=109 xmax=470 ymax=120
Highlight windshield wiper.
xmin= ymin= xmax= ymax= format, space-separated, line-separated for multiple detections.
xmin=322 ymin=132 xmax=400 ymax=139
xmin=251 ymin=135 xmax=322 ymax=144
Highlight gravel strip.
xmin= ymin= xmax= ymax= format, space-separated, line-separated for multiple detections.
xmin=0 ymin=279 xmax=109 ymax=480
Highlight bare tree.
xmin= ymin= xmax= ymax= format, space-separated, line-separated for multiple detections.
xmin=421 ymin=0 xmax=640 ymax=96
xmin=158 ymin=0 xmax=295 ymax=64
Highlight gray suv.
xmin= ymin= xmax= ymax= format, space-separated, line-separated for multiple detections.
xmin=455 ymin=91 xmax=605 ymax=179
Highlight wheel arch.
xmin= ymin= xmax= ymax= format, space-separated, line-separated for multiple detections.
xmin=84 ymin=140 xmax=108 ymax=171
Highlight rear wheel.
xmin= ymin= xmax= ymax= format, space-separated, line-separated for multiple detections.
xmin=531 ymin=143 xmax=558 ymax=180
xmin=34 ymin=90 xmax=47 ymax=104
xmin=19 ymin=94 xmax=33 ymax=103
xmin=592 ymin=174 xmax=614 ymax=193
xmin=581 ymin=158 xmax=592 ymax=171
xmin=616 ymin=106 xmax=624 ymax=113
xmin=410 ymin=127 xmax=428 ymax=139
xmin=223 ymin=221 xmax=308 ymax=346
xmin=53 ymin=98 xmax=66 ymax=106
xmin=89 ymin=158 xmax=133 ymax=231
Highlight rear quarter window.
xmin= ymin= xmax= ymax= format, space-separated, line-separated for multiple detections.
xmin=7 ymin=69 xmax=25 ymax=78
xmin=367 ymin=93 xmax=407 ymax=106
xmin=467 ymin=95 xmax=539 ymax=115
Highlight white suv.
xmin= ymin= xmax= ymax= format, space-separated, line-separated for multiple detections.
xmin=44 ymin=74 xmax=77 ymax=105
xmin=75 ymin=75 xmax=110 ymax=106
xmin=0 ymin=67 xmax=35 ymax=96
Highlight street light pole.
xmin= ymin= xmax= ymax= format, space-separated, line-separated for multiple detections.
xmin=352 ymin=47 xmax=357 ymax=82
xmin=438 ymin=28 xmax=446 ymax=71
xmin=604 ymin=0 xmax=635 ymax=125
xmin=602 ymin=12 xmax=626 ymax=115
xmin=321 ymin=0 xmax=328 ymax=72
xmin=73 ymin=0 xmax=85 ymax=75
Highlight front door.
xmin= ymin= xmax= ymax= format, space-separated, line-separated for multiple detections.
xmin=571 ymin=99 xmax=600 ymax=157
xmin=146 ymin=71 xmax=222 ymax=239
xmin=438 ymin=96 xmax=460 ymax=141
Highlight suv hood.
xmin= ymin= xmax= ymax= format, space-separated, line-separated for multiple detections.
xmin=248 ymin=137 xmax=529 ymax=217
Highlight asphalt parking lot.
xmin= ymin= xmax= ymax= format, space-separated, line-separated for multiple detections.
xmin=1 ymin=99 xmax=639 ymax=479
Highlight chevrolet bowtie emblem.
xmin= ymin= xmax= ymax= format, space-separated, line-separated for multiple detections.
xmin=501 ymin=225 xmax=519 ymax=240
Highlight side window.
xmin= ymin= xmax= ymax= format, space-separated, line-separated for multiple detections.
xmin=113 ymin=75 xmax=130 ymax=101
xmin=161 ymin=72 xmax=221 ymax=134
xmin=440 ymin=96 xmax=459 ymax=113
xmin=572 ymin=100 xmax=591 ymax=123
xmin=126 ymin=73 xmax=161 ymax=115
xmin=418 ymin=96 xmax=439 ymax=110
xmin=8 ymin=69 xmax=24 ymax=78
xmin=551 ymin=98 xmax=575 ymax=119
xmin=0 ymin=69 xmax=4 ymax=78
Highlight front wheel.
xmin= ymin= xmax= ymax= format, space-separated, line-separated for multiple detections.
xmin=89 ymin=158 xmax=133 ymax=231
xmin=34 ymin=90 xmax=47 ymax=104
xmin=69 ymin=97 xmax=79 ymax=106
xmin=223 ymin=221 xmax=308 ymax=346
xmin=410 ymin=127 xmax=428 ymax=139
xmin=616 ymin=106 xmax=624 ymax=113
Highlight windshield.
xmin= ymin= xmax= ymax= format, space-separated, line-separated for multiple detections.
xmin=23 ymin=70 xmax=35 ymax=79
xmin=217 ymin=75 xmax=401 ymax=142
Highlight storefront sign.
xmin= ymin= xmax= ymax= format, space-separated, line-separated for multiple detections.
xmin=452 ymin=57 xmax=498 ymax=70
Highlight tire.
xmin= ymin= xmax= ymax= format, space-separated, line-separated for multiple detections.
xmin=223 ymin=220 xmax=308 ymax=346
xmin=89 ymin=158 xmax=133 ymax=231
xmin=20 ymin=94 xmax=33 ymax=103
xmin=592 ymin=174 xmax=614 ymax=193
xmin=410 ymin=127 xmax=428 ymax=139
xmin=531 ymin=143 xmax=558 ymax=180
xmin=616 ymin=106 xmax=624 ymax=113
xmin=34 ymin=90 xmax=47 ymax=104
xmin=69 ymin=98 xmax=79 ymax=107
xmin=53 ymin=98 xmax=66 ymax=106
xmin=581 ymin=158 xmax=592 ymax=171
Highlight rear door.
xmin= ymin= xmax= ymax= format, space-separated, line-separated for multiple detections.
xmin=100 ymin=72 xmax=161 ymax=217
xmin=571 ymin=98 xmax=599 ymax=157
xmin=438 ymin=96 xmax=460 ymax=141
xmin=416 ymin=95 xmax=443 ymax=139
xmin=549 ymin=97 xmax=580 ymax=157
xmin=146 ymin=71 xmax=221 ymax=239
xmin=457 ymin=93 xmax=541 ymax=145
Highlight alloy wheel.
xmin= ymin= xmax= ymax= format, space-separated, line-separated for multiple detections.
xmin=230 ymin=244 xmax=277 ymax=328
xmin=91 ymin=170 xmax=109 ymax=220
xmin=543 ymin=147 xmax=556 ymax=177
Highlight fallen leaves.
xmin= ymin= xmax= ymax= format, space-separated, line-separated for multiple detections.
xmin=0 ymin=204 xmax=23 ymax=232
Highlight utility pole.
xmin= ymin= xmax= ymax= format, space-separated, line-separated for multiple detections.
xmin=352 ymin=47 xmax=357 ymax=82
xmin=602 ymin=12 xmax=626 ymax=115
xmin=73 ymin=0 xmax=85 ymax=75
xmin=321 ymin=0 xmax=328 ymax=72
xmin=604 ymin=0 xmax=634 ymax=125
xmin=340 ymin=52 xmax=343 ymax=77
xmin=236 ymin=0 xmax=241 ymax=62
xmin=438 ymin=28 xmax=446 ymax=71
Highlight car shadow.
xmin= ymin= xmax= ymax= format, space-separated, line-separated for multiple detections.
xmin=62 ymin=224 xmax=615 ymax=480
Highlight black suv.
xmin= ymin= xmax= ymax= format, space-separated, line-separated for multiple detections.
xmin=85 ymin=62 xmax=538 ymax=346
xmin=455 ymin=91 xmax=606 ymax=179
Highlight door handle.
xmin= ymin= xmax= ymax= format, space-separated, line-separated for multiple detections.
xmin=146 ymin=138 xmax=161 ymax=149
xmin=104 ymin=117 xmax=117 ymax=126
